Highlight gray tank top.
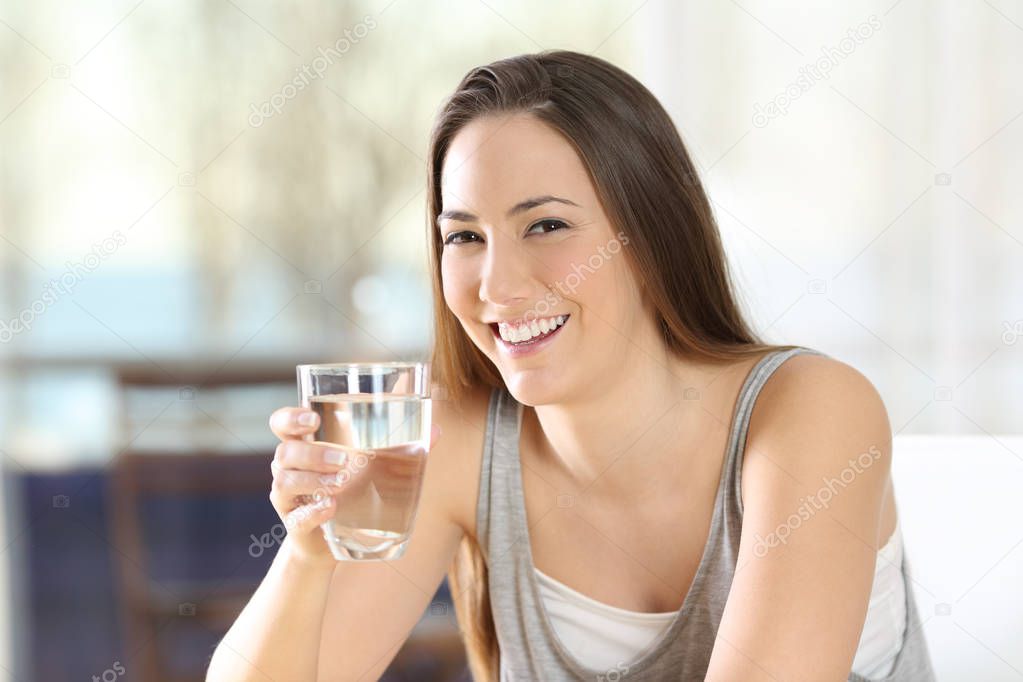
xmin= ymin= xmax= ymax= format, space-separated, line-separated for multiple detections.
xmin=476 ymin=346 xmax=936 ymax=681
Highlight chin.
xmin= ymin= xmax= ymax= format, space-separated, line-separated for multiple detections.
xmin=500 ymin=367 xmax=568 ymax=408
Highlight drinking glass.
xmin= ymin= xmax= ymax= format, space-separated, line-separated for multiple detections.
xmin=296 ymin=361 xmax=432 ymax=561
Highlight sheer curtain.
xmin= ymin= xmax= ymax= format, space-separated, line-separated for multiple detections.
xmin=640 ymin=0 xmax=1022 ymax=436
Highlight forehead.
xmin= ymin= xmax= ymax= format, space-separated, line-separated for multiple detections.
xmin=440 ymin=113 xmax=593 ymax=210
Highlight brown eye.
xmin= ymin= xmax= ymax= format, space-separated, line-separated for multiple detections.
xmin=527 ymin=219 xmax=569 ymax=235
xmin=443 ymin=231 xmax=481 ymax=246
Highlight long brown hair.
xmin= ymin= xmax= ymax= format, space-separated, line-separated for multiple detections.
xmin=426 ymin=50 xmax=800 ymax=681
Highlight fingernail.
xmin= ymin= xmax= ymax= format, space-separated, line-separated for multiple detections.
xmin=431 ymin=423 xmax=442 ymax=439
xmin=298 ymin=412 xmax=317 ymax=426
xmin=324 ymin=449 xmax=348 ymax=466
xmin=313 ymin=496 xmax=333 ymax=510
xmin=318 ymin=472 xmax=343 ymax=487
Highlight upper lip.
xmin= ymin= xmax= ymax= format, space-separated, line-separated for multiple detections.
xmin=485 ymin=314 xmax=569 ymax=328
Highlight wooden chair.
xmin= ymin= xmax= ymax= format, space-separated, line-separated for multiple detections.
xmin=108 ymin=449 xmax=274 ymax=681
xmin=107 ymin=362 xmax=291 ymax=681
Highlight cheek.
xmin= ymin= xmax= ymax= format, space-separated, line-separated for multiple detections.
xmin=541 ymin=242 xmax=594 ymax=293
xmin=547 ymin=241 xmax=620 ymax=304
xmin=552 ymin=242 xmax=640 ymax=334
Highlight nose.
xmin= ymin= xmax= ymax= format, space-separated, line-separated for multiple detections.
xmin=478 ymin=233 xmax=533 ymax=306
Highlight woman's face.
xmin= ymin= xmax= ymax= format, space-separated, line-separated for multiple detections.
xmin=438 ymin=113 xmax=648 ymax=406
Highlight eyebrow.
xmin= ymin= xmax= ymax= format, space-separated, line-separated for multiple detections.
xmin=437 ymin=195 xmax=581 ymax=224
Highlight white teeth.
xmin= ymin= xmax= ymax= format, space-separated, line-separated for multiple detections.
xmin=497 ymin=315 xmax=568 ymax=344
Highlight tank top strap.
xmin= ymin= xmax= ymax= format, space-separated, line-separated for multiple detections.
xmin=721 ymin=346 xmax=828 ymax=524
xmin=476 ymin=384 xmax=524 ymax=565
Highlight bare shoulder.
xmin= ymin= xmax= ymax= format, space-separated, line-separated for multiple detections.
xmin=428 ymin=381 xmax=493 ymax=542
xmin=748 ymin=351 xmax=892 ymax=451
xmin=742 ymin=351 xmax=894 ymax=537
xmin=706 ymin=352 xmax=899 ymax=677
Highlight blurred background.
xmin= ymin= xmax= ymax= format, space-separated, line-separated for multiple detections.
xmin=0 ymin=0 xmax=1021 ymax=680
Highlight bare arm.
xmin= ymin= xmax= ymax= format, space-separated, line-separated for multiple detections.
xmin=208 ymin=388 xmax=473 ymax=681
xmin=206 ymin=537 xmax=338 ymax=681
xmin=208 ymin=489 xmax=463 ymax=682
xmin=704 ymin=356 xmax=893 ymax=681
xmin=314 ymin=465 xmax=464 ymax=680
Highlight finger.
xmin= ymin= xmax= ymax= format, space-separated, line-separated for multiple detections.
xmin=271 ymin=464 xmax=353 ymax=498
xmin=283 ymin=496 xmax=336 ymax=534
xmin=429 ymin=422 xmax=442 ymax=450
xmin=269 ymin=407 xmax=319 ymax=440
xmin=274 ymin=439 xmax=369 ymax=474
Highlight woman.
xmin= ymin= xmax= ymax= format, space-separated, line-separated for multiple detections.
xmin=208 ymin=51 xmax=935 ymax=681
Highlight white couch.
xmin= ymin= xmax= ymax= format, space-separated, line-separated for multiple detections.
xmin=893 ymin=435 xmax=1023 ymax=680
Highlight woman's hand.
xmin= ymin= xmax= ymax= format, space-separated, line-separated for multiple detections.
xmin=267 ymin=406 xmax=441 ymax=566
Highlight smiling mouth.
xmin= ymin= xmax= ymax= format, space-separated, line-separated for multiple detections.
xmin=489 ymin=315 xmax=570 ymax=346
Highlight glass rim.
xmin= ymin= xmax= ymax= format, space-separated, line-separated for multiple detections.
xmin=296 ymin=361 xmax=428 ymax=372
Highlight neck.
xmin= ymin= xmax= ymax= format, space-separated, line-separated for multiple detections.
xmin=527 ymin=348 xmax=732 ymax=500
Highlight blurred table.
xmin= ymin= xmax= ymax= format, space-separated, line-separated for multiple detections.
xmin=8 ymin=463 xmax=468 ymax=681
